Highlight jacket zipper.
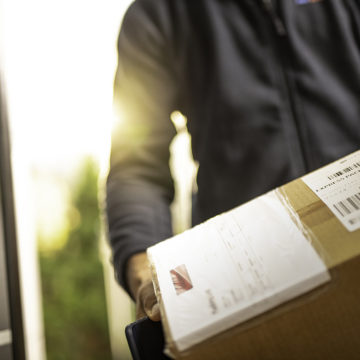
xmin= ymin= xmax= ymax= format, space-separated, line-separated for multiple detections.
xmin=262 ymin=0 xmax=287 ymax=36
xmin=261 ymin=0 xmax=309 ymax=173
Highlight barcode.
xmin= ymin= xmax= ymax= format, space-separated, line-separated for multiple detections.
xmin=327 ymin=162 xmax=360 ymax=180
xmin=333 ymin=192 xmax=360 ymax=217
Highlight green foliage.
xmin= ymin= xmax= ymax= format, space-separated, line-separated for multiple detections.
xmin=39 ymin=158 xmax=112 ymax=360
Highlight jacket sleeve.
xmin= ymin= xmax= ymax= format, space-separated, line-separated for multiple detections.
xmin=106 ymin=1 xmax=178 ymax=293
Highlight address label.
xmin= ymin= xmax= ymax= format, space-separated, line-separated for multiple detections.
xmin=302 ymin=150 xmax=360 ymax=232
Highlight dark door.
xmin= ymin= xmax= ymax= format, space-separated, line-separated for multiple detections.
xmin=0 ymin=75 xmax=26 ymax=360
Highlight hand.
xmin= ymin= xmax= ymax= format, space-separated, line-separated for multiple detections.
xmin=126 ymin=252 xmax=161 ymax=321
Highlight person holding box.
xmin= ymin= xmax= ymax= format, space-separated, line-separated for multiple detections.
xmin=106 ymin=0 xmax=360 ymax=321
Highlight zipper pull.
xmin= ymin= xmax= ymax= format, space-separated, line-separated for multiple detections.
xmin=262 ymin=0 xmax=287 ymax=36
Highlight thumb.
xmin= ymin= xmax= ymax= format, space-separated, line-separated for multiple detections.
xmin=136 ymin=279 xmax=161 ymax=322
xmin=146 ymin=302 xmax=161 ymax=322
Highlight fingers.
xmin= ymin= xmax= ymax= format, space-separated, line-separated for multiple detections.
xmin=136 ymin=279 xmax=161 ymax=322
xmin=126 ymin=252 xmax=161 ymax=322
xmin=147 ymin=303 xmax=161 ymax=322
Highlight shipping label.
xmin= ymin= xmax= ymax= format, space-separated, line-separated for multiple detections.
xmin=148 ymin=191 xmax=330 ymax=351
xmin=302 ymin=150 xmax=360 ymax=232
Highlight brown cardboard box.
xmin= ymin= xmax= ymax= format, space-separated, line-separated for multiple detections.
xmin=150 ymin=155 xmax=360 ymax=360
xmin=178 ymin=180 xmax=360 ymax=359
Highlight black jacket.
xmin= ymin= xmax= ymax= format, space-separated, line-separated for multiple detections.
xmin=106 ymin=0 xmax=360 ymax=292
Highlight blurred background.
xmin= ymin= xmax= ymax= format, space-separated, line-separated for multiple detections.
xmin=0 ymin=0 xmax=197 ymax=359
xmin=0 ymin=0 xmax=132 ymax=358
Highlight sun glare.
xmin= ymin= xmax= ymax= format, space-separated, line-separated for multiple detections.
xmin=1 ymin=0 xmax=131 ymax=247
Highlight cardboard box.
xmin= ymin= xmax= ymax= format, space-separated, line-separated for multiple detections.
xmin=148 ymin=151 xmax=360 ymax=360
